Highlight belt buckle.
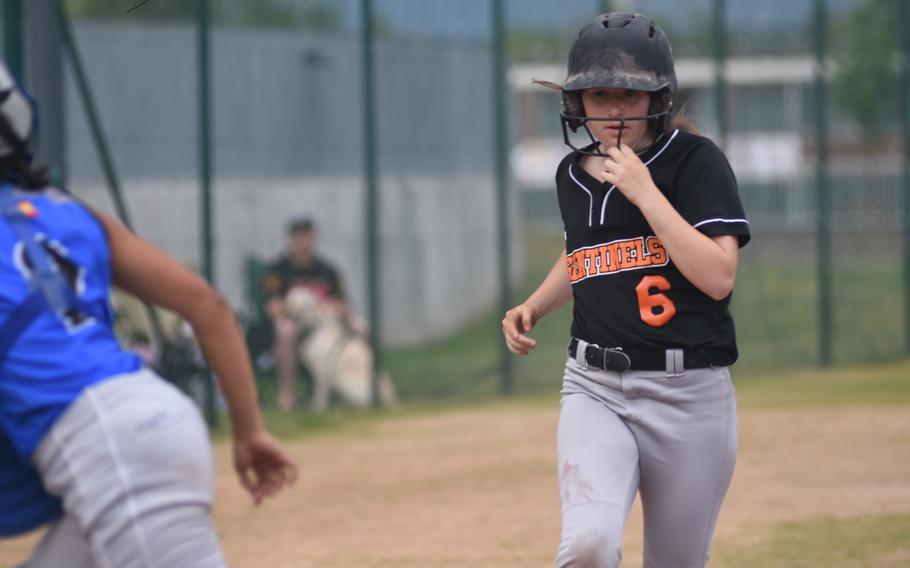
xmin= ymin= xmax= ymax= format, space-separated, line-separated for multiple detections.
xmin=581 ymin=342 xmax=601 ymax=371
xmin=602 ymin=347 xmax=631 ymax=373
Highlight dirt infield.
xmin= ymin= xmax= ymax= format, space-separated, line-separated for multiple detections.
xmin=2 ymin=399 xmax=909 ymax=567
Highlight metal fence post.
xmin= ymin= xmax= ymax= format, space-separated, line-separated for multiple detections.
xmin=196 ymin=0 xmax=214 ymax=287
xmin=814 ymin=0 xmax=832 ymax=366
xmin=360 ymin=0 xmax=382 ymax=407
xmin=55 ymin=5 xmax=128 ymax=223
xmin=56 ymin=1 xmax=174 ymax=390
xmin=492 ymin=0 xmax=512 ymax=395
xmin=29 ymin=0 xmax=66 ymax=184
xmin=3 ymin=0 xmax=24 ymax=81
xmin=196 ymin=0 xmax=217 ymax=426
xmin=902 ymin=0 xmax=910 ymax=355
xmin=713 ymin=0 xmax=727 ymax=149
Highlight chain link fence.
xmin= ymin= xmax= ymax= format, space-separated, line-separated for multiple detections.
xmin=8 ymin=0 xmax=907 ymax=409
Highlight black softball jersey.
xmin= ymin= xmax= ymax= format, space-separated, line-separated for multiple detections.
xmin=555 ymin=129 xmax=750 ymax=366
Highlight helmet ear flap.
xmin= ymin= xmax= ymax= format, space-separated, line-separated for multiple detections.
xmin=562 ymin=91 xmax=585 ymax=132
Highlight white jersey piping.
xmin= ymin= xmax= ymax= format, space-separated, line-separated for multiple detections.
xmin=569 ymin=129 xmax=682 ymax=227
xmin=692 ymin=217 xmax=750 ymax=228
xmin=567 ymin=164 xmax=594 ymax=227
xmin=599 ymin=129 xmax=679 ymax=225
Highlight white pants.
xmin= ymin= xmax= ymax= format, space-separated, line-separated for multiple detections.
xmin=556 ymin=358 xmax=738 ymax=568
xmin=25 ymin=369 xmax=226 ymax=568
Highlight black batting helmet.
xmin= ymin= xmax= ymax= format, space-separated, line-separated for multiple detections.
xmin=560 ymin=13 xmax=677 ymax=154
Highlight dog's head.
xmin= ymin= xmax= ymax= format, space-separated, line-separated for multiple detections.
xmin=284 ymin=285 xmax=332 ymax=329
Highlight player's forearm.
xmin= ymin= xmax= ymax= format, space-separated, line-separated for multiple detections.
xmin=637 ymin=192 xmax=737 ymax=300
xmin=524 ymin=251 xmax=573 ymax=319
xmin=188 ymin=294 xmax=266 ymax=438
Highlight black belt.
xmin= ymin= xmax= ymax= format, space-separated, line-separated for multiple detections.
xmin=568 ymin=337 xmax=713 ymax=372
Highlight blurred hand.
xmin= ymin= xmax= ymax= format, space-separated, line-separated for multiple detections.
xmin=233 ymin=431 xmax=298 ymax=505
xmin=502 ymin=303 xmax=539 ymax=355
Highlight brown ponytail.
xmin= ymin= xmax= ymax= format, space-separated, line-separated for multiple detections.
xmin=0 ymin=112 xmax=49 ymax=190
xmin=0 ymin=156 xmax=50 ymax=191
xmin=668 ymin=101 xmax=699 ymax=135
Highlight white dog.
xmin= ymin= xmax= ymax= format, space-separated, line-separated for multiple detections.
xmin=284 ymin=286 xmax=397 ymax=411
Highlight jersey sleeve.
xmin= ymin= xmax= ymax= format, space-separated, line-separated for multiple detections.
xmin=673 ymin=140 xmax=751 ymax=247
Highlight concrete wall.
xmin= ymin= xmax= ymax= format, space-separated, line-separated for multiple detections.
xmin=64 ymin=22 xmax=520 ymax=344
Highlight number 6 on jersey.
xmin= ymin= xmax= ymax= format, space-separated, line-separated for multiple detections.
xmin=636 ymin=275 xmax=676 ymax=327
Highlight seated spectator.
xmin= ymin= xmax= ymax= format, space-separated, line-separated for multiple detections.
xmin=261 ymin=217 xmax=347 ymax=410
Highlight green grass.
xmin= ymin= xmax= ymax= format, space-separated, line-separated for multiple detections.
xmin=237 ymin=233 xmax=910 ymax=568
xmin=215 ymin=383 xmax=562 ymax=440
xmin=733 ymin=360 xmax=910 ymax=408
xmin=384 ymin=228 xmax=574 ymax=401
xmin=732 ymin=257 xmax=904 ymax=372
xmin=212 ymin=407 xmax=380 ymax=441
xmin=382 ymin=227 xmax=906 ymax=403
xmin=713 ymin=514 xmax=910 ymax=567
xmin=223 ymin=359 xmax=910 ymax=441
xmin=383 ymin=311 xmax=502 ymax=400
xmin=244 ymin=228 xmax=907 ymax=411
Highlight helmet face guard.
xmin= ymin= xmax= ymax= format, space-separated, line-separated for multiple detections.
xmin=560 ymin=109 xmax=671 ymax=156
xmin=559 ymin=12 xmax=677 ymax=155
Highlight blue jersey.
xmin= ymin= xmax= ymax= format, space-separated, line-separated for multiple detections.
xmin=0 ymin=187 xmax=142 ymax=459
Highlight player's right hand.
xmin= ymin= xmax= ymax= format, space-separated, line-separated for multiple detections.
xmin=234 ymin=431 xmax=299 ymax=505
xmin=502 ymin=303 xmax=539 ymax=355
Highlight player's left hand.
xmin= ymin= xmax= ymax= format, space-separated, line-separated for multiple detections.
xmin=233 ymin=431 xmax=299 ymax=505
xmin=598 ymin=144 xmax=658 ymax=207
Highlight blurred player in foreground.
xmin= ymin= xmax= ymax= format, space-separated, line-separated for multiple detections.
xmin=0 ymin=61 xmax=297 ymax=567
xmin=502 ymin=13 xmax=750 ymax=567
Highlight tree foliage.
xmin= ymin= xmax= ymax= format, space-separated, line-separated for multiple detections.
xmin=65 ymin=0 xmax=344 ymax=30
xmin=831 ymin=0 xmax=902 ymax=138
xmin=66 ymin=0 xmax=197 ymax=21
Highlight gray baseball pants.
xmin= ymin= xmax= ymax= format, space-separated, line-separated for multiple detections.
xmin=24 ymin=369 xmax=225 ymax=568
xmin=555 ymin=353 xmax=738 ymax=568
